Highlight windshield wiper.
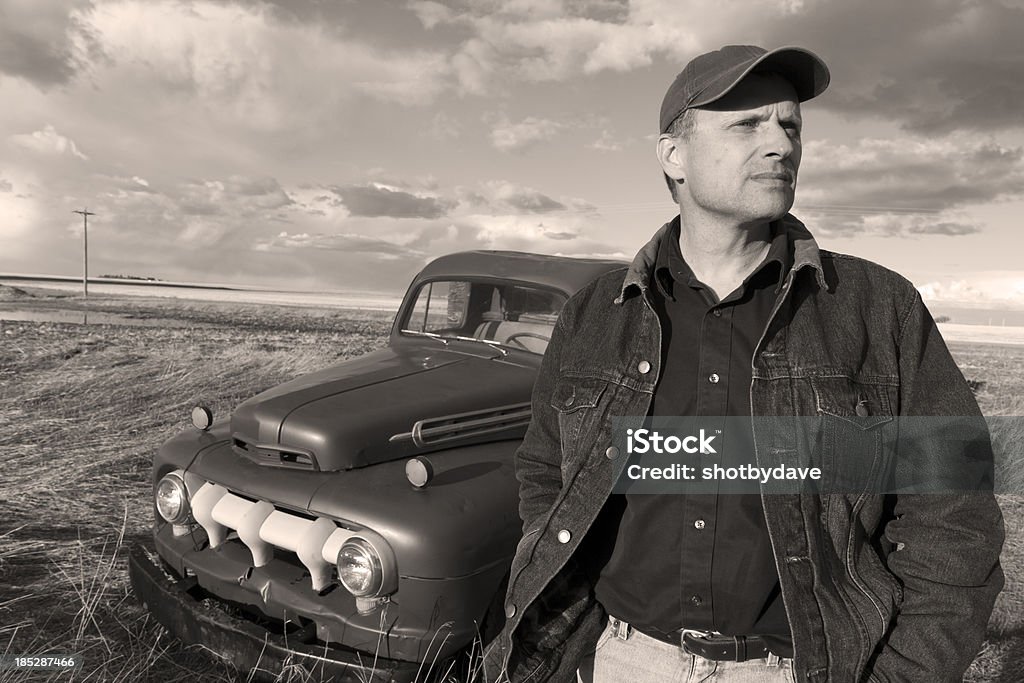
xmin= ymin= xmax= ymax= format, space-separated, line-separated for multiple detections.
xmin=403 ymin=330 xmax=511 ymax=356
xmin=443 ymin=335 xmax=510 ymax=356
xmin=402 ymin=330 xmax=449 ymax=346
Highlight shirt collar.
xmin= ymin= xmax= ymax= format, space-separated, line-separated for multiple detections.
xmin=652 ymin=217 xmax=792 ymax=301
xmin=616 ymin=213 xmax=826 ymax=305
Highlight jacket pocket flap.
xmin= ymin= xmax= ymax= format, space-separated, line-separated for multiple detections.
xmin=551 ymin=377 xmax=607 ymax=413
xmin=812 ymin=377 xmax=894 ymax=430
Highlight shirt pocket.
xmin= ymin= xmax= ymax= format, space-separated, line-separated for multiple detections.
xmin=550 ymin=377 xmax=610 ymax=480
xmin=810 ymin=376 xmax=896 ymax=496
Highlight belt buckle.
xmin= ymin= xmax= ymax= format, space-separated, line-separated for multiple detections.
xmin=679 ymin=628 xmax=714 ymax=655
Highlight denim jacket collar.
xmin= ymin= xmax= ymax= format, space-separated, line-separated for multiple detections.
xmin=614 ymin=212 xmax=828 ymax=304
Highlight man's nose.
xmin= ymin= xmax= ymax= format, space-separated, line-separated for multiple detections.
xmin=763 ymin=122 xmax=797 ymax=159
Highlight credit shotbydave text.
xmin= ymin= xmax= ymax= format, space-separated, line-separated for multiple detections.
xmin=625 ymin=428 xmax=821 ymax=482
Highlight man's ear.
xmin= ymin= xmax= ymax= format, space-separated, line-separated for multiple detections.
xmin=657 ymin=134 xmax=686 ymax=184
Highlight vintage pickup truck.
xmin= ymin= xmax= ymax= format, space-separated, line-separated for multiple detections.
xmin=128 ymin=250 xmax=624 ymax=681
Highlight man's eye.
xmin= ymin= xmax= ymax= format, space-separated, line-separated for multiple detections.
xmin=735 ymin=120 xmax=758 ymax=128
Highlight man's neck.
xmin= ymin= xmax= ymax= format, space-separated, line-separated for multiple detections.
xmin=676 ymin=208 xmax=773 ymax=301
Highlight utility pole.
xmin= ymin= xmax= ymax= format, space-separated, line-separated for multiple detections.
xmin=73 ymin=209 xmax=96 ymax=298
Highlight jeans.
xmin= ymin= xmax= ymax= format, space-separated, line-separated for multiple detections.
xmin=577 ymin=621 xmax=796 ymax=683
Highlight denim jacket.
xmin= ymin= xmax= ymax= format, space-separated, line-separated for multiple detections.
xmin=484 ymin=214 xmax=1004 ymax=683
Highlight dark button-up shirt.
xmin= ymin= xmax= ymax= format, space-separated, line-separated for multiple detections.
xmin=592 ymin=217 xmax=793 ymax=655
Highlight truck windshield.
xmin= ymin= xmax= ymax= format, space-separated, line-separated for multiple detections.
xmin=400 ymin=280 xmax=567 ymax=355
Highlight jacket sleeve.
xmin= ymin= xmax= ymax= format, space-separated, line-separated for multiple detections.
xmin=867 ymin=290 xmax=1005 ymax=682
xmin=514 ymin=305 xmax=572 ymax=534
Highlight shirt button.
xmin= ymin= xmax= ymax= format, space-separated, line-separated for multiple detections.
xmin=690 ymin=595 xmax=703 ymax=606
xmin=712 ymin=309 xmax=722 ymax=317
xmin=694 ymin=519 xmax=706 ymax=530
xmin=505 ymin=603 xmax=517 ymax=619
xmin=637 ymin=360 xmax=651 ymax=374
xmin=709 ymin=373 xmax=720 ymax=384
xmin=605 ymin=446 xmax=620 ymax=459
xmin=557 ymin=529 xmax=572 ymax=544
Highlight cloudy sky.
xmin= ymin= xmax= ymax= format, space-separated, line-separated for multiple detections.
xmin=2 ymin=0 xmax=1023 ymax=307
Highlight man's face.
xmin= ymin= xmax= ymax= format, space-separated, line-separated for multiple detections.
xmin=669 ymin=73 xmax=802 ymax=225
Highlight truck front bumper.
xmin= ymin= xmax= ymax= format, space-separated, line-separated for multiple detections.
xmin=128 ymin=543 xmax=423 ymax=683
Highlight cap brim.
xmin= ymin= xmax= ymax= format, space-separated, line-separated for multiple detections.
xmin=690 ymin=46 xmax=830 ymax=109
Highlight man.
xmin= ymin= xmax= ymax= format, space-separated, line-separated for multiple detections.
xmin=484 ymin=45 xmax=1004 ymax=682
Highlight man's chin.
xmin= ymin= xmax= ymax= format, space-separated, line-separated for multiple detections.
xmin=757 ymin=196 xmax=796 ymax=223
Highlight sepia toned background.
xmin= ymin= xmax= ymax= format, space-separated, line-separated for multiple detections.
xmin=1 ymin=1 xmax=1023 ymax=682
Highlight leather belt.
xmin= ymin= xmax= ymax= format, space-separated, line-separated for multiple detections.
xmin=681 ymin=632 xmax=770 ymax=662
xmin=613 ymin=619 xmax=771 ymax=662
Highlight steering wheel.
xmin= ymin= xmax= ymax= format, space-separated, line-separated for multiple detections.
xmin=504 ymin=332 xmax=552 ymax=350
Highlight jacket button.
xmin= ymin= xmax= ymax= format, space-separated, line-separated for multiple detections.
xmin=564 ymin=395 xmax=575 ymax=408
xmin=605 ymin=446 xmax=619 ymax=459
xmin=557 ymin=529 xmax=572 ymax=543
xmin=855 ymin=400 xmax=870 ymax=417
xmin=637 ymin=360 xmax=651 ymax=374
xmin=505 ymin=603 xmax=516 ymax=619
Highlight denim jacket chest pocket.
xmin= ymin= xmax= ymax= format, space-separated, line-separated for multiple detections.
xmin=811 ymin=376 xmax=897 ymax=496
xmin=550 ymin=377 xmax=610 ymax=481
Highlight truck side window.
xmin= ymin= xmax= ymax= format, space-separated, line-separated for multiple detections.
xmin=404 ymin=281 xmax=470 ymax=333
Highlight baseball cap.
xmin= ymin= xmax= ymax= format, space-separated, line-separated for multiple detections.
xmin=659 ymin=45 xmax=830 ymax=134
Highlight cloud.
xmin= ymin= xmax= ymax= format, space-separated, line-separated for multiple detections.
xmin=0 ymin=0 xmax=98 ymax=87
xmin=430 ymin=111 xmax=462 ymax=140
xmin=483 ymin=181 xmax=566 ymax=213
xmin=589 ymin=129 xmax=622 ymax=152
xmin=97 ymin=174 xmax=157 ymax=197
xmin=174 ymin=176 xmax=293 ymax=216
xmin=257 ymin=178 xmax=609 ymax=265
xmin=797 ymin=1 xmax=1024 ymax=134
xmin=467 ymin=213 xmax=582 ymax=246
xmin=53 ymin=0 xmax=453 ymax=136
xmin=408 ymin=1 xmax=1024 ymax=136
xmin=408 ymin=1 xmax=456 ymax=30
xmin=918 ymin=274 xmax=1024 ymax=307
xmin=795 ymin=135 xmax=1024 ymax=235
xmin=456 ymin=180 xmax=598 ymax=216
xmin=0 ymin=172 xmax=40 ymax=244
xmin=255 ymin=231 xmax=423 ymax=260
xmin=491 ymin=116 xmax=563 ymax=151
xmin=11 ymin=124 xmax=88 ymax=159
xmin=857 ymin=213 xmax=981 ymax=238
xmin=412 ymin=1 xmax=692 ymax=91
xmin=331 ymin=183 xmax=454 ymax=219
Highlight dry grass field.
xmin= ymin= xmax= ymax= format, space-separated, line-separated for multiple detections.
xmin=1 ymin=285 xmax=1022 ymax=682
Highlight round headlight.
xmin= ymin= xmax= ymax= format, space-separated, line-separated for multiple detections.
xmin=337 ymin=538 xmax=383 ymax=597
xmin=156 ymin=474 xmax=191 ymax=524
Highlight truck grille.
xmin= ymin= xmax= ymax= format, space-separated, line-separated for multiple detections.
xmin=190 ymin=483 xmax=356 ymax=592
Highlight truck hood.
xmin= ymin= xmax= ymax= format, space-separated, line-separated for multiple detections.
xmin=228 ymin=346 xmax=535 ymax=472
